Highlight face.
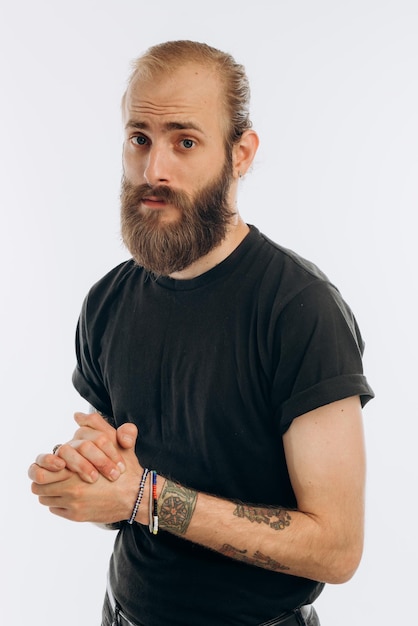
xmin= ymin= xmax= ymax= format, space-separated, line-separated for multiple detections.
xmin=120 ymin=63 xmax=236 ymax=276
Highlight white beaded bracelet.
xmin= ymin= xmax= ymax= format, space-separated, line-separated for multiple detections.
xmin=127 ymin=468 xmax=150 ymax=525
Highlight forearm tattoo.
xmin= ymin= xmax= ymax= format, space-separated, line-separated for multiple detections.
xmin=220 ymin=544 xmax=290 ymax=572
xmin=233 ymin=504 xmax=292 ymax=530
xmin=158 ymin=480 xmax=197 ymax=535
xmin=223 ymin=505 xmax=292 ymax=571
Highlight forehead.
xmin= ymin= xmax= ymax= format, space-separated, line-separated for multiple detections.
xmin=123 ymin=63 xmax=226 ymax=132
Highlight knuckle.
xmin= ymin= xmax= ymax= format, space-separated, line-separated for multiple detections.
xmin=73 ymin=483 xmax=84 ymax=499
xmin=27 ymin=463 xmax=37 ymax=480
xmin=124 ymin=423 xmax=138 ymax=436
xmin=30 ymin=466 xmax=44 ymax=484
xmin=58 ymin=443 xmax=71 ymax=457
xmin=74 ymin=427 xmax=87 ymax=440
xmin=95 ymin=458 xmax=113 ymax=474
xmin=77 ymin=439 xmax=93 ymax=455
xmin=95 ymin=433 xmax=112 ymax=450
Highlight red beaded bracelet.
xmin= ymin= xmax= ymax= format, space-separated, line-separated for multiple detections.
xmin=148 ymin=470 xmax=159 ymax=535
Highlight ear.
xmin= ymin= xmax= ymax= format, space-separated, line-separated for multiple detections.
xmin=232 ymin=130 xmax=259 ymax=179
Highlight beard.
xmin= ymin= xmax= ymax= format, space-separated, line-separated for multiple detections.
xmin=120 ymin=156 xmax=235 ymax=277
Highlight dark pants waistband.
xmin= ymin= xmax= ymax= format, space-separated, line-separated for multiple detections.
xmin=106 ymin=578 xmax=319 ymax=626
xmin=259 ymin=604 xmax=319 ymax=625
xmin=106 ymin=579 xmax=136 ymax=626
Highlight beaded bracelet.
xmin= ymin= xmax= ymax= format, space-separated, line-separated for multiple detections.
xmin=127 ymin=467 xmax=150 ymax=525
xmin=148 ymin=470 xmax=159 ymax=535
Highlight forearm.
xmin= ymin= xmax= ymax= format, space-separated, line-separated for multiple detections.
xmin=155 ymin=479 xmax=361 ymax=584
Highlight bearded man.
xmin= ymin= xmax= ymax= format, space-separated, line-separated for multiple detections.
xmin=29 ymin=40 xmax=374 ymax=626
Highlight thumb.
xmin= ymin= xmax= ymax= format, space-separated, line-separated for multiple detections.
xmin=117 ymin=422 xmax=138 ymax=449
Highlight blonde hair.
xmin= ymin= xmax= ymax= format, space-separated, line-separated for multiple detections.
xmin=125 ymin=40 xmax=252 ymax=147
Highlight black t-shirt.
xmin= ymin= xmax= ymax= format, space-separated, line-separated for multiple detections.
xmin=73 ymin=225 xmax=374 ymax=625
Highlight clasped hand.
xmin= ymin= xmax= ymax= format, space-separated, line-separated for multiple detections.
xmin=28 ymin=413 xmax=147 ymax=525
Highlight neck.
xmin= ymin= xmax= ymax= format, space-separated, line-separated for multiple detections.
xmin=168 ymin=216 xmax=249 ymax=280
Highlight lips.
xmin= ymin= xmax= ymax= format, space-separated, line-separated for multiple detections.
xmin=129 ymin=183 xmax=186 ymax=211
xmin=141 ymin=196 xmax=168 ymax=208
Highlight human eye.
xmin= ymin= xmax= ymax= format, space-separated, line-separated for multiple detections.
xmin=180 ymin=138 xmax=195 ymax=150
xmin=131 ymin=135 xmax=148 ymax=146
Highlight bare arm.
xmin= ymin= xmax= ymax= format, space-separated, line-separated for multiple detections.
xmin=149 ymin=396 xmax=365 ymax=584
xmin=29 ymin=397 xmax=365 ymax=583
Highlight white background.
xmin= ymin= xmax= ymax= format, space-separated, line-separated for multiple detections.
xmin=1 ymin=1 xmax=417 ymax=624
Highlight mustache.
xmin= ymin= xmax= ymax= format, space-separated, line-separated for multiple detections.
xmin=121 ymin=180 xmax=190 ymax=208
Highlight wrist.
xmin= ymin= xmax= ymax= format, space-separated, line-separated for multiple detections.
xmin=130 ymin=470 xmax=166 ymax=527
xmin=157 ymin=479 xmax=197 ymax=536
xmin=127 ymin=468 xmax=150 ymax=524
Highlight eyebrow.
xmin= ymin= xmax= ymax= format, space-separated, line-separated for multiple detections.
xmin=125 ymin=120 xmax=204 ymax=133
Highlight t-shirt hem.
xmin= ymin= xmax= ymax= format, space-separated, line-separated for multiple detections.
xmin=280 ymin=374 xmax=374 ymax=434
xmin=72 ymin=366 xmax=112 ymax=417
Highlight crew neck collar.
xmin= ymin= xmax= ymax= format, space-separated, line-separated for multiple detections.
xmin=153 ymin=225 xmax=259 ymax=291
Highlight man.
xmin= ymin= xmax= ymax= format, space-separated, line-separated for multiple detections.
xmin=29 ymin=40 xmax=374 ymax=626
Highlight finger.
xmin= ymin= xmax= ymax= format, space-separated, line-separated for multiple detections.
xmin=32 ymin=481 xmax=69 ymax=497
xmin=56 ymin=443 xmax=100 ymax=482
xmin=32 ymin=495 xmax=82 ymax=522
xmin=72 ymin=427 xmax=126 ymax=470
xmin=48 ymin=505 xmax=93 ymax=523
xmin=73 ymin=411 xmax=112 ymax=432
xmin=116 ymin=423 xmax=138 ymax=449
xmin=33 ymin=453 xmax=66 ymax=471
xmin=32 ymin=473 xmax=80 ymax=500
xmin=58 ymin=441 xmax=124 ymax=483
xmin=71 ymin=420 xmax=127 ymax=478
xmin=48 ymin=506 xmax=77 ymax=520
xmin=28 ymin=463 xmax=72 ymax=484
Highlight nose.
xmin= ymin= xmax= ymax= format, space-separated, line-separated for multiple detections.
xmin=144 ymin=144 xmax=170 ymax=186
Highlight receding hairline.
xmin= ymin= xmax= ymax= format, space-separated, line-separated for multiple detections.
xmin=126 ymin=40 xmax=234 ymax=81
xmin=122 ymin=58 xmax=225 ymax=113
xmin=121 ymin=60 xmax=230 ymax=140
xmin=121 ymin=40 xmax=253 ymax=146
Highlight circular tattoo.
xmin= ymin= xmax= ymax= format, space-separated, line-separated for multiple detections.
xmin=160 ymin=495 xmax=190 ymax=530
